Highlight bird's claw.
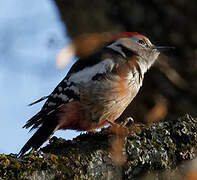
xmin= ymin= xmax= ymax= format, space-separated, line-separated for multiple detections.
xmin=119 ymin=117 xmax=135 ymax=127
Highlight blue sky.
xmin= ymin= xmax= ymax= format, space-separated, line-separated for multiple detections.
xmin=0 ymin=0 xmax=80 ymax=154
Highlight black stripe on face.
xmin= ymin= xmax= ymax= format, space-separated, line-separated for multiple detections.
xmin=117 ymin=44 xmax=138 ymax=58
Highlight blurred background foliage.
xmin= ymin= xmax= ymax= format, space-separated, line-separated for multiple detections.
xmin=55 ymin=0 xmax=197 ymax=123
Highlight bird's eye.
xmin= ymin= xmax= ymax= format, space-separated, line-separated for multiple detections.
xmin=138 ymin=39 xmax=146 ymax=45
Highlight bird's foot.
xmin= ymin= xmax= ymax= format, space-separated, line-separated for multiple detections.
xmin=119 ymin=117 xmax=135 ymax=127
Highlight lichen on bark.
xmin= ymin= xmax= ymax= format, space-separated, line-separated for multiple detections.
xmin=1 ymin=115 xmax=197 ymax=180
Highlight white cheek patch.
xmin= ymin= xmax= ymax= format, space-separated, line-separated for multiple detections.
xmin=68 ymin=59 xmax=115 ymax=83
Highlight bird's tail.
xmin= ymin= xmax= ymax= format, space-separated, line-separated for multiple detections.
xmin=18 ymin=121 xmax=59 ymax=157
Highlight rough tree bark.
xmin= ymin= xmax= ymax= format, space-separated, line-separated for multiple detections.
xmin=1 ymin=115 xmax=197 ymax=179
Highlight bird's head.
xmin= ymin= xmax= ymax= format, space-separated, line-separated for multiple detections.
xmin=108 ymin=32 xmax=174 ymax=69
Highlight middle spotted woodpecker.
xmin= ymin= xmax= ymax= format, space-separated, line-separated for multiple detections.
xmin=18 ymin=32 xmax=174 ymax=156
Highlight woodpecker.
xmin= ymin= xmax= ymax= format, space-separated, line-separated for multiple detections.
xmin=18 ymin=32 xmax=173 ymax=157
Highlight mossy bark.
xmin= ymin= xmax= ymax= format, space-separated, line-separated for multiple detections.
xmin=1 ymin=115 xmax=197 ymax=179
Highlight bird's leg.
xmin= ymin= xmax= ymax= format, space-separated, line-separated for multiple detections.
xmin=120 ymin=117 xmax=147 ymax=135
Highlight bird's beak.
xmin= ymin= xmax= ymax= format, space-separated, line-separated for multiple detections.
xmin=154 ymin=46 xmax=175 ymax=52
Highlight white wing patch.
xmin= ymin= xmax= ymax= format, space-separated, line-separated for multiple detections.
xmin=58 ymin=87 xmax=63 ymax=92
xmin=68 ymin=85 xmax=79 ymax=95
xmin=48 ymin=102 xmax=57 ymax=106
xmin=58 ymin=93 xmax=69 ymax=101
xmin=68 ymin=59 xmax=115 ymax=83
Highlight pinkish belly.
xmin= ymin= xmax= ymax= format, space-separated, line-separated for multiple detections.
xmin=57 ymin=101 xmax=124 ymax=131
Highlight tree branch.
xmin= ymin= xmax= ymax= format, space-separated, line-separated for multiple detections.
xmin=1 ymin=115 xmax=197 ymax=179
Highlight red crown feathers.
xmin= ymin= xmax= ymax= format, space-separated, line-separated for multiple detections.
xmin=113 ymin=32 xmax=145 ymax=41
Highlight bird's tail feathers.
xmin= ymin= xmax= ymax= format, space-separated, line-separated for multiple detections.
xmin=18 ymin=121 xmax=59 ymax=158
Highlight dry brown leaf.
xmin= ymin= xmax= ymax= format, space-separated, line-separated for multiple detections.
xmin=110 ymin=136 xmax=127 ymax=165
xmin=145 ymin=95 xmax=168 ymax=123
xmin=56 ymin=44 xmax=75 ymax=69
xmin=56 ymin=32 xmax=116 ymax=69
xmin=109 ymin=124 xmax=128 ymax=165
xmin=73 ymin=32 xmax=115 ymax=58
xmin=184 ymin=170 xmax=197 ymax=180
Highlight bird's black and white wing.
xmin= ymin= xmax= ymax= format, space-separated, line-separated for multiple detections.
xmin=23 ymin=48 xmax=118 ymax=131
